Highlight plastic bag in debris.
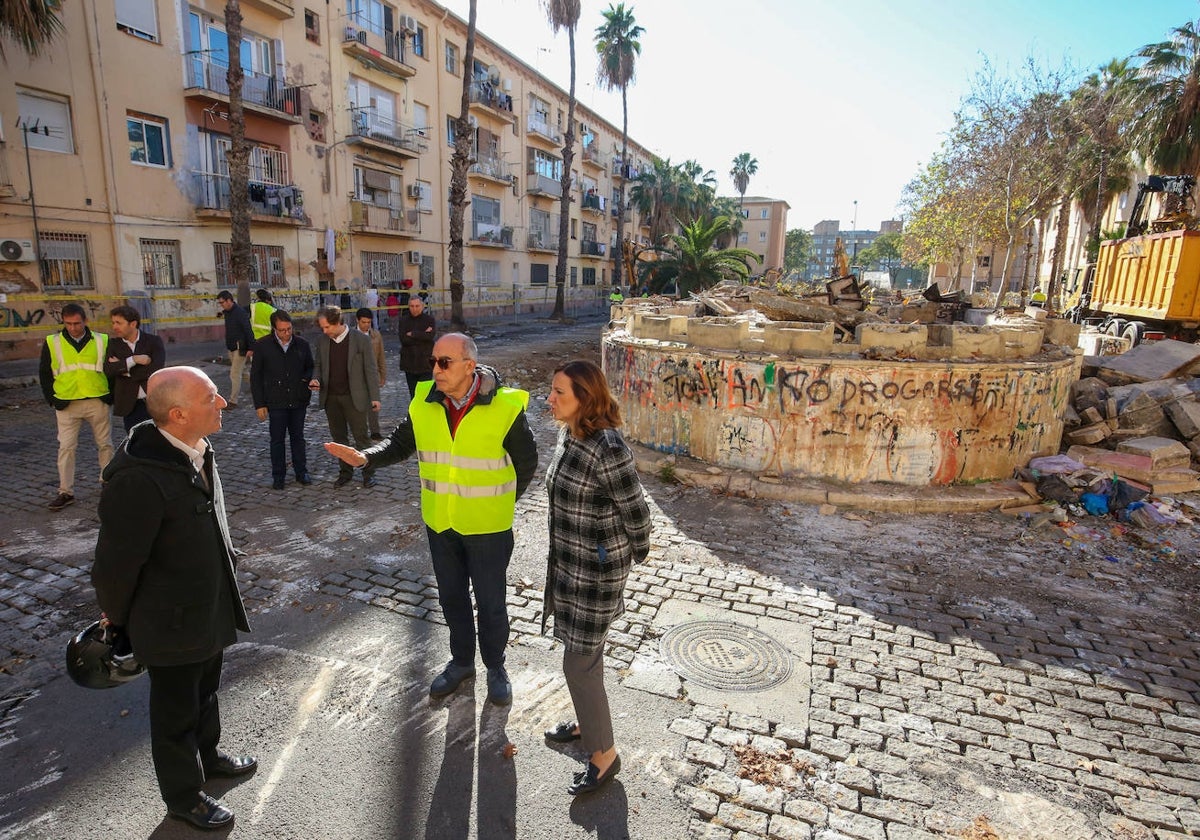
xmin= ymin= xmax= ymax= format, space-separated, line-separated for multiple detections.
xmin=1108 ymin=478 xmax=1148 ymax=509
xmin=1080 ymin=492 xmax=1110 ymax=516
xmin=1029 ymin=455 xmax=1087 ymax=475
xmin=1036 ymin=474 xmax=1078 ymax=504
xmin=1124 ymin=501 xmax=1175 ymax=528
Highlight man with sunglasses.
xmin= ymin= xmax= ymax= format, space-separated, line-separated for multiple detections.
xmin=324 ymin=333 xmax=538 ymax=705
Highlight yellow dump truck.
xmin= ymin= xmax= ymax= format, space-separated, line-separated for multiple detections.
xmin=1066 ymin=175 xmax=1200 ymax=346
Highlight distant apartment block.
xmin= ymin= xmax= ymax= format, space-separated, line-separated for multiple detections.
xmin=730 ymin=196 xmax=788 ymax=273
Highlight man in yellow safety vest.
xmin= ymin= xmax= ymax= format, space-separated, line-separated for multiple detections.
xmin=39 ymin=303 xmax=115 ymax=511
xmin=250 ymin=289 xmax=276 ymax=341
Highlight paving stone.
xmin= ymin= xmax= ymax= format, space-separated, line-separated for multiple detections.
xmin=1114 ymin=796 xmax=1183 ymax=830
xmin=677 ymin=785 xmax=721 ymax=819
xmin=735 ymin=780 xmax=785 ymax=814
xmin=827 ymin=809 xmax=887 ymax=840
xmin=767 ymin=814 xmax=812 ymax=840
xmin=715 ymin=803 xmax=769 ymax=834
xmin=781 ymin=798 xmax=827 ymax=825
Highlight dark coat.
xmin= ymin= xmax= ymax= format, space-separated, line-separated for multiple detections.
xmin=398 ymin=310 xmax=436 ymax=374
xmin=222 ymin=304 xmax=254 ymax=354
xmin=250 ymin=334 xmax=314 ymax=410
xmin=364 ymin=364 xmax=538 ymax=501
xmin=313 ymin=327 xmax=381 ymax=413
xmin=542 ymin=426 xmax=650 ymax=653
xmin=92 ymin=423 xmax=249 ymax=667
xmin=103 ymin=330 xmax=166 ymax=416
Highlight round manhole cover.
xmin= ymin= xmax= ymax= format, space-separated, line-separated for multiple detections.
xmin=660 ymin=620 xmax=793 ymax=692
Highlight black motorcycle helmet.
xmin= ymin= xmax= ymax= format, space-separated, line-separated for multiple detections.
xmin=66 ymin=621 xmax=146 ymax=689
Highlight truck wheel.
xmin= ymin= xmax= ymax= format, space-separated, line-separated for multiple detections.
xmin=1122 ymin=322 xmax=1144 ymax=347
xmin=1104 ymin=319 xmax=1126 ymax=337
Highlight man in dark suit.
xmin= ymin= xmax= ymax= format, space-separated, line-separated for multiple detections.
xmin=251 ymin=309 xmax=314 ymax=490
xmin=217 ymin=290 xmax=254 ymax=408
xmin=105 ymin=305 xmax=166 ymax=432
xmin=312 ymin=305 xmax=381 ymax=487
xmin=92 ymin=366 xmax=254 ymax=831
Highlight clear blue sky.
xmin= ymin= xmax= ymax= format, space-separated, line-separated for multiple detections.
xmin=440 ymin=0 xmax=1200 ymax=231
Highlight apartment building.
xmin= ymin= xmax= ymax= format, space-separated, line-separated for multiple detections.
xmin=0 ymin=0 xmax=656 ymax=358
xmin=732 ymin=196 xmax=788 ymax=273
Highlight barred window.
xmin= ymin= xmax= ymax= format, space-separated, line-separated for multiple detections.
xmin=213 ymin=242 xmax=286 ymax=288
xmin=581 ymin=267 xmax=596 ymax=286
xmin=361 ymin=250 xmax=401 ymax=285
xmin=474 ymin=259 xmax=499 ymax=287
xmin=40 ymin=232 xmax=93 ymax=288
xmin=530 ymin=263 xmax=549 ymax=287
xmin=140 ymin=238 xmax=181 ymax=287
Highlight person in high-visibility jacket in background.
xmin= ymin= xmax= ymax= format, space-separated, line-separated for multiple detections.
xmin=250 ymin=289 xmax=276 ymax=341
xmin=609 ymin=287 xmax=624 ymax=305
xmin=324 ymin=332 xmax=538 ymax=707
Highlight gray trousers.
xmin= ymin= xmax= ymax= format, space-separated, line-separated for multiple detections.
xmin=564 ymin=645 xmax=613 ymax=755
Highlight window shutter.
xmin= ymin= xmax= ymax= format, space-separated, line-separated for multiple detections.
xmin=115 ymin=0 xmax=158 ymax=38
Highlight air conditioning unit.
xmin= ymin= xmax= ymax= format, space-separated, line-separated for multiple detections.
xmin=407 ymin=250 xmax=422 ymax=264
xmin=0 ymin=239 xmax=34 ymax=263
xmin=503 ymin=78 xmax=512 ymax=92
xmin=399 ymin=14 xmax=417 ymax=32
xmin=406 ymin=184 xmax=424 ymax=199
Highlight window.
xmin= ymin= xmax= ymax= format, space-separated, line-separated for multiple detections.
xmin=759 ymin=231 xmax=767 ymax=242
xmin=445 ymin=41 xmax=458 ymax=74
xmin=570 ymin=266 xmax=577 ymax=287
xmin=760 ymin=209 xmax=769 ymax=219
xmin=976 ymin=255 xmax=991 ymax=268
xmin=472 ymin=196 xmax=501 ymax=241
xmin=413 ymin=24 xmax=426 ymax=57
xmin=214 ymin=242 xmax=286 ymax=288
xmin=529 ymin=148 xmax=561 ymax=181
xmin=582 ymin=222 xmax=597 ymax=243
xmin=581 ymin=267 xmax=596 ymax=286
xmin=474 ymin=259 xmax=500 ymax=286
xmin=416 ymin=179 xmax=432 ymax=213
xmin=354 ymin=166 xmax=399 ymax=208
xmin=530 ymin=264 xmax=549 ymax=287
xmin=40 ymin=232 xmax=92 ymax=288
xmin=304 ymin=8 xmax=320 ymax=42
xmin=739 ymin=233 xmax=748 ymax=244
xmin=347 ymin=0 xmax=387 ymax=37
xmin=140 ymin=238 xmax=181 ymax=287
xmin=115 ymin=0 xmax=159 ymax=41
xmin=127 ymin=113 xmax=169 ymax=168
xmin=361 ymin=250 xmax=401 ymax=284
xmin=16 ymin=88 xmax=74 ymax=154
xmin=446 ymin=115 xmax=457 ymax=147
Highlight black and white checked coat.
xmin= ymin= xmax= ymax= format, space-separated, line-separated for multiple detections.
xmin=542 ymin=426 xmax=651 ymax=654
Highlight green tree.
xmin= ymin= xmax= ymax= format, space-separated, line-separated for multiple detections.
xmin=543 ymin=0 xmax=581 ymax=320
xmin=783 ymin=229 xmax=813 ymax=274
xmin=730 ymin=152 xmax=758 ymax=209
xmin=856 ymin=231 xmax=903 ymax=283
xmin=595 ymin=2 xmax=643 ymax=292
xmin=0 ymin=0 xmax=63 ymax=59
xmin=447 ymin=0 xmax=479 ymax=329
xmin=639 ymin=216 xmax=761 ymax=295
xmin=1130 ymin=20 xmax=1200 ymax=177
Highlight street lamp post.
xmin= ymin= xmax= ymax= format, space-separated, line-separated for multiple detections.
xmin=851 ymin=199 xmax=858 ymax=264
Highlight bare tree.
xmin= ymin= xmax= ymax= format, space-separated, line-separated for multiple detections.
xmin=224 ymin=1 xmax=253 ymax=307
xmin=446 ymin=0 xmax=478 ymax=330
xmin=543 ymin=0 xmax=581 ymax=321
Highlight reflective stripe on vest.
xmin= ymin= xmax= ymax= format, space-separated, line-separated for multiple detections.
xmin=47 ymin=332 xmax=110 ymax=401
xmin=409 ymin=380 xmax=529 ymax=535
xmin=251 ymin=301 xmax=275 ymax=340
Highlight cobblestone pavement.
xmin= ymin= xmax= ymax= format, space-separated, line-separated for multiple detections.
xmin=2 ymin=318 xmax=1199 ymax=838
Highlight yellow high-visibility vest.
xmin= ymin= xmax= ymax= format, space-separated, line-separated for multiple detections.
xmin=251 ymin=301 xmax=275 ymax=340
xmin=47 ymin=331 xmax=110 ymax=401
xmin=409 ymin=381 xmax=528 ymax=535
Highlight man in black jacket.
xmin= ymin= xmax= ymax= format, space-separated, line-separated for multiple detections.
xmin=92 ymin=366 xmax=254 ymax=831
xmin=105 ymin=304 xmax=166 ymax=432
xmin=251 ymin=310 xmax=314 ymax=489
xmin=217 ymin=290 xmax=254 ymax=408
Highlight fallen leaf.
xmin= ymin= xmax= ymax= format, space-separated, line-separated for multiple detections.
xmin=502 ymin=742 xmax=517 ymax=759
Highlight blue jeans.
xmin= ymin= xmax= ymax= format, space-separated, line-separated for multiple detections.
xmin=268 ymin=406 xmax=308 ymax=481
xmin=426 ymin=527 xmax=513 ymax=669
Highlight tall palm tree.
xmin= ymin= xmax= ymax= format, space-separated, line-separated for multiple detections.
xmin=543 ymin=0 xmax=581 ymax=320
xmin=0 ymin=0 xmax=63 ymax=59
xmin=1131 ymin=21 xmax=1200 ymax=177
xmin=730 ymin=152 xmax=758 ymax=209
xmin=447 ymin=0 xmax=478 ymax=330
xmin=640 ymin=216 xmax=761 ymax=295
xmin=224 ymin=0 xmax=253 ymax=307
xmin=595 ymin=3 xmax=643 ymax=292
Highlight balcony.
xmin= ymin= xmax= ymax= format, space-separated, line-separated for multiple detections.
xmin=470 ymin=222 xmax=514 ymax=248
xmin=581 ymin=192 xmax=605 ymax=215
xmin=527 ymin=231 xmax=559 ymax=253
xmin=525 ymin=172 xmax=562 ymax=198
xmin=526 ymin=114 xmax=561 ymax=146
xmin=193 ymin=173 xmax=306 ymax=226
xmin=581 ymin=144 xmax=606 ymax=169
xmin=240 ymin=0 xmax=294 ymax=19
xmin=347 ymin=108 xmax=428 ymax=159
xmin=468 ymin=81 xmax=515 ymax=120
xmin=350 ymin=199 xmax=420 ymax=236
xmin=184 ymin=56 xmax=302 ymax=123
xmin=469 ymin=153 xmax=514 ymax=185
xmin=580 ymin=239 xmax=606 ymax=259
xmin=342 ymin=20 xmax=415 ymax=79
xmin=610 ymin=157 xmax=640 ymax=180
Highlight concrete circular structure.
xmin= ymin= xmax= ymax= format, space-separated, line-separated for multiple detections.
xmin=604 ymin=305 xmax=1081 ymax=486
xmin=659 ymin=620 xmax=794 ymax=692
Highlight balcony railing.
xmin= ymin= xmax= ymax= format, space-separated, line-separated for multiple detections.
xmin=469 ymin=153 xmax=512 ymax=183
xmin=193 ymin=172 xmax=306 ymax=222
xmin=527 ymin=231 xmax=559 ymax=252
xmin=581 ymin=193 xmax=604 ymax=212
xmin=342 ymin=17 xmax=414 ymax=75
xmin=527 ymin=114 xmax=561 ymax=143
xmin=184 ymin=55 xmax=301 ymax=118
xmin=468 ymin=81 xmax=514 ymax=114
xmin=470 ymin=222 xmax=514 ymax=247
xmin=525 ymin=172 xmax=562 ymax=198
xmin=580 ymin=240 xmax=606 ymax=257
xmin=611 ymin=157 xmax=640 ymax=180
xmin=349 ymin=107 xmax=429 ymax=156
xmin=350 ymin=199 xmax=418 ymax=233
xmin=582 ymin=144 xmax=606 ymax=168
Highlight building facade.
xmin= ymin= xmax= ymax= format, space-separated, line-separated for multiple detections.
xmin=0 ymin=0 xmax=657 ymax=358
xmin=731 ymin=196 xmax=788 ymax=274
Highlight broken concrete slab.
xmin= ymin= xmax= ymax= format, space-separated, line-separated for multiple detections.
xmin=1071 ymin=377 xmax=1109 ymax=413
xmin=1115 ymin=437 xmax=1192 ymax=471
xmin=1117 ymin=392 xmax=1174 ymax=438
xmin=1066 ymin=445 xmax=1157 ymax=483
xmin=1092 ymin=339 xmax=1200 ymax=385
xmin=1165 ymin=399 xmax=1200 ymax=440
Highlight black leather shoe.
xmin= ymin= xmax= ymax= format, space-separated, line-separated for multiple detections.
xmin=487 ymin=666 xmax=512 ymax=706
xmin=363 ymin=474 xmax=378 ymax=488
xmin=205 ymin=753 xmax=257 ymax=778
xmin=272 ymin=479 xmax=285 ymax=490
xmin=430 ymin=662 xmax=475 ymax=697
xmin=168 ymin=792 xmax=234 ymax=829
xmin=545 ymin=721 xmax=581 ymax=743
xmin=568 ymin=754 xmax=620 ymax=795
xmin=334 ymin=475 xmax=352 ymax=487
xmin=296 ymin=473 xmax=313 ymax=485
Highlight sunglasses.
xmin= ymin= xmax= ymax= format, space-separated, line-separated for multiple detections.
xmin=429 ymin=356 xmax=466 ymax=370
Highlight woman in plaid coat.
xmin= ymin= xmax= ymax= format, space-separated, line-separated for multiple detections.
xmin=542 ymin=360 xmax=651 ymax=795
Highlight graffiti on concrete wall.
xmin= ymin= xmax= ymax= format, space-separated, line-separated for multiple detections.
xmin=604 ymin=342 xmax=1076 ymax=485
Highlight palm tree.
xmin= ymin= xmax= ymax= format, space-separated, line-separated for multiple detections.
xmin=0 ymin=0 xmax=63 ymax=59
xmin=1130 ymin=21 xmax=1200 ymax=177
xmin=640 ymin=216 xmax=762 ymax=295
xmin=447 ymin=0 xmax=478 ymax=330
xmin=595 ymin=3 xmax=643 ymax=292
xmin=224 ymin=1 xmax=253 ymax=307
xmin=730 ymin=152 xmax=758 ymax=209
xmin=543 ymin=0 xmax=581 ymax=320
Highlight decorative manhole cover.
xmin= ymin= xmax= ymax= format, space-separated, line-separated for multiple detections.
xmin=660 ymin=620 xmax=793 ymax=692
